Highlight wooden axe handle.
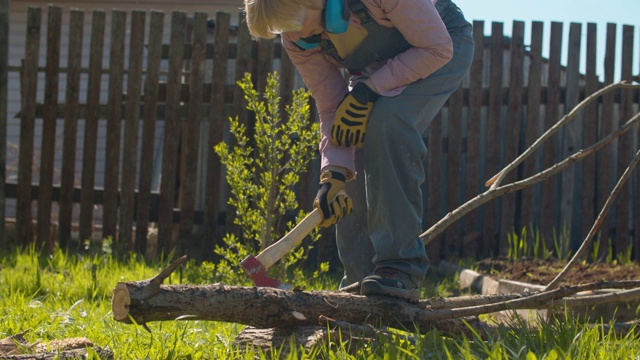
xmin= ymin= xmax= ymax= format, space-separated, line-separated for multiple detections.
xmin=256 ymin=208 xmax=323 ymax=269
xmin=255 ymin=189 xmax=348 ymax=269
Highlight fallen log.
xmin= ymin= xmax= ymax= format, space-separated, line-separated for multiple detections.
xmin=112 ymin=275 xmax=489 ymax=337
xmin=112 ymin=256 xmax=640 ymax=341
xmin=111 ymin=256 xmax=494 ymax=337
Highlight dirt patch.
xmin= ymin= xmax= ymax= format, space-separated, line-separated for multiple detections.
xmin=475 ymin=257 xmax=640 ymax=286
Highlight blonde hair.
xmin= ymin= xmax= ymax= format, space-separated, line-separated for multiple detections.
xmin=245 ymin=0 xmax=322 ymax=39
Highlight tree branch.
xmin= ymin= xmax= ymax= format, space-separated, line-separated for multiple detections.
xmin=420 ymin=82 xmax=640 ymax=244
xmin=544 ymin=147 xmax=640 ymax=291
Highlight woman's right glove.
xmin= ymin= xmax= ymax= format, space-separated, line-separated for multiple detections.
xmin=313 ymin=170 xmax=353 ymax=228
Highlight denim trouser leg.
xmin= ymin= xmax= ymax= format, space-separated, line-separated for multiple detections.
xmin=336 ymin=9 xmax=475 ymax=288
xmin=336 ymin=153 xmax=376 ymax=288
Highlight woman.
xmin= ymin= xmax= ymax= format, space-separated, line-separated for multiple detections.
xmin=245 ymin=0 xmax=474 ymax=301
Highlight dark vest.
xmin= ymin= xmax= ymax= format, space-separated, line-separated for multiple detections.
xmin=319 ymin=0 xmax=412 ymax=74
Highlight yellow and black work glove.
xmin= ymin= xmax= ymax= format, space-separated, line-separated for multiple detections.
xmin=313 ymin=170 xmax=353 ymax=228
xmin=331 ymin=82 xmax=380 ymax=148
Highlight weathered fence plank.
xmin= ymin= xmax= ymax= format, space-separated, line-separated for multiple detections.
xmin=36 ymin=5 xmax=62 ymax=251
xmin=103 ymin=10 xmax=127 ymax=241
xmin=234 ymin=16 xmax=252 ymax=130
xmin=158 ymin=11 xmax=187 ymax=256
xmin=563 ymin=22 xmax=582 ymax=250
xmin=228 ymin=15 xmax=253 ymax=242
xmin=0 ymin=0 xmax=8 ymax=247
xmin=118 ymin=10 xmax=146 ymax=250
xmin=500 ymin=20 xmax=524 ymax=247
xmin=580 ymin=23 xmax=598 ymax=247
xmin=598 ymin=23 xmax=616 ymax=243
xmin=521 ymin=21 xmax=543 ymax=236
xmin=58 ymin=9 xmax=84 ymax=247
xmin=203 ymin=11 xmax=231 ymax=253
xmin=79 ymin=10 xmax=106 ymax=244
xmin=540 ymin=22 xmax=563 ymax=249
xmin=616 ymin=24 xmax=635 ymax=255
xmin=483 ymin=21 xmax=503 ymax=256
xmin=135 ymin=10 xmax=164 ymax=254
xmin=178 ymin=12 xmax=208 ymax=254
xmin=462 ymin=20 xmax=484 ymax=255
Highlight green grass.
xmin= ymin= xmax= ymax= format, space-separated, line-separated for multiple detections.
xmin=1 ymin=247 xmax=638 ymax=359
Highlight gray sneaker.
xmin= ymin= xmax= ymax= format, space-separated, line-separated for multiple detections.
xmin=360 ymin=267 xmax=420 ymax=302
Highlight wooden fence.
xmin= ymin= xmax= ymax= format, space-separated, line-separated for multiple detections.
xmin=1 ymin=4 xmax=639 ymax=263
xmin=0 ymin=0 xmax=7 ymax=249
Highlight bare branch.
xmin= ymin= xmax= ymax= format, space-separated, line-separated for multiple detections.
xmin=485 ymin=81 xmax=640 ymax=188
xmin=544 ymin=147 xmax=640 ymax=291
xmin=420 ymin=102 xmax=640 ymax=244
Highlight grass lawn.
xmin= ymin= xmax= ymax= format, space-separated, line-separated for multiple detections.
xmin=1 ymin=247 xmax=638 ymax=359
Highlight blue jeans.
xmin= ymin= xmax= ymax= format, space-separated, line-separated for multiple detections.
xmin=336 ymin=0 xmax=475 ymax=288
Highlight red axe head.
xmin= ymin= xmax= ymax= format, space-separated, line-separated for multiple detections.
xmin=240 ymin=255 xmax=292 ymax=290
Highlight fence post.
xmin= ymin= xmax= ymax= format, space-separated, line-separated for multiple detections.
xmin=16 ymin=7 xmax=41 ymax=247
xmin=118 ymin=10 xmax=146 ymax=251
xmin=462 ymin=20 xmax=484 ymax=256
xmin=103 ymin=10 xmax=126 ymax=243
xmin=203 ymin=11 xmax=231 ymax=255
xmin=0 ymin=0 xmax=8 ymax=248
xmin=157 ymin=11 xmax=187 ymax=256
xmin=178 ymin=12 xmax=208 ymax=255
xmin=615 ymin=25 xmax=635 ymax=255
xmin=521 ymin=21 xmax=543 ymax=242
xmin=563 ymin=22 xmax=582 ymax=250
xmin=581 ymin=23 xmax=598 ymax=253
xmin=226 ymin=14 xmax=252 ymax=243
xmin=597 ymin=23 xmax=617 ymax=246
xmin=540 ymin=22 xmax=563 ymax=250
xmin=58 ymin=9 xmax=84 ymax=248
xmin=500 ymin=20 xmax=524 ymax=248
xmin=483 ymin=21 xmax=504 ymax=256
xmin=135 ymin=10 xmax=165 ymax=255
xmin=36 ymin=5 xmax=62 ymax=252
xmin=78 ymin=10 xmax=106 ymax=244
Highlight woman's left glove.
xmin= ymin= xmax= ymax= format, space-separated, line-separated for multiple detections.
xmin=313 ymin=170 xmax=353 ymax=228
xmin=331 ymin=82 xmax=379 ymax=148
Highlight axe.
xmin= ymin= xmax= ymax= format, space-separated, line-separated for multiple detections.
xmin=240 ymin=208 xmax=322 ymax=289
xmin=240 ymin=190 xmax=347 ymax=289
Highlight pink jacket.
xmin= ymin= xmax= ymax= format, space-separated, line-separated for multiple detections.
xmin=281 ymin=0 xmax=453 ymax=179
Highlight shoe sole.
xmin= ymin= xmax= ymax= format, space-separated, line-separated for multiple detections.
xmin=360 ymin=280 xmax=420 ymax=302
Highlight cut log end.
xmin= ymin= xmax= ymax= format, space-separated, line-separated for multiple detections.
xmin=112 ymin=283 xmax=131 ymax=322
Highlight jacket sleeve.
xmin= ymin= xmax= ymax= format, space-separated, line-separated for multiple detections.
xmin=281 ymin=35 xmax=357 ymax=178
xmin=363 ymin=0 xmax=454 ymax=95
